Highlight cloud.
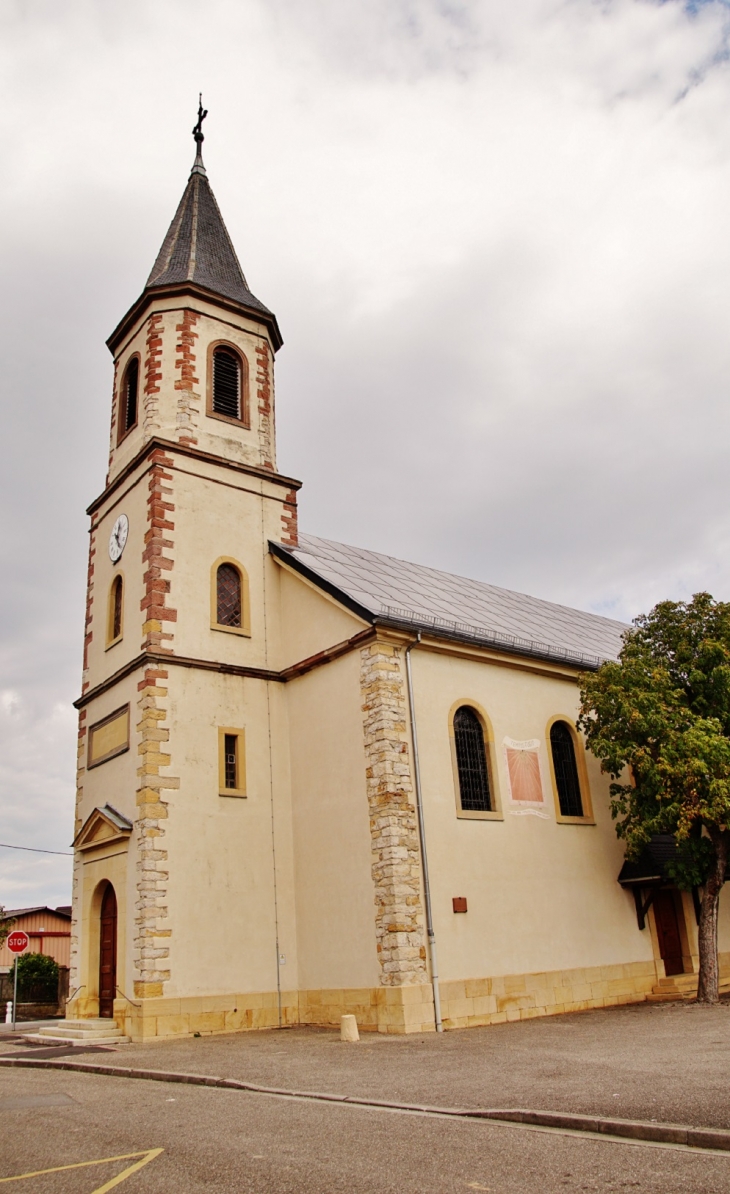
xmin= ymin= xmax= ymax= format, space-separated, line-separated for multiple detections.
xmin=1 ymin=0 xmax=730 ymax=902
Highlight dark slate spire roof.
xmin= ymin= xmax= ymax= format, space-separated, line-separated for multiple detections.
xmin=146 ymin=163 xmax=273 ymax=318
xmin=106 ymin=108 xmax=282 ymax=355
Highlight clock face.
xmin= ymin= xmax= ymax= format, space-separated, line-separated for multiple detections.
xmin=109 ymin=514 xmax=129 ymax=563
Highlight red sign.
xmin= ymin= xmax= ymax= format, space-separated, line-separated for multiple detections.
xmin=7 ymin=931 xmax=29 ymax=955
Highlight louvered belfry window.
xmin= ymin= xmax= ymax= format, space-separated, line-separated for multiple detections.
xmin=124 ymin=357 xmax=139 ymax=433
xmin=550 ymin=721 xmax=583 ymax=817
xmin=117 ymin=357 xmax=139 ymax=442
xmin=216 ymin=564 xmax=242 ymax=627
xmin=454 ymin=706 xmax=492 ymax=812
xmin=212 ymin=347 xmax=241 ymax=420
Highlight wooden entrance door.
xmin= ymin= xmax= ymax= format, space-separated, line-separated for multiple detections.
xmin=99 ymin=884 xmax=117 ymax=1018
xmin=653 ymin=889 xmax=684 ymax=976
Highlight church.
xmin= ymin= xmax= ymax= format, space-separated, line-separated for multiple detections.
xmin=64 ymin=113 xmax=730 ymax=1043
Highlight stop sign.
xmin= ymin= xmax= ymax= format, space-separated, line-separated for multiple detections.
xmin=6 ymin=931 xmax=29 ymax=955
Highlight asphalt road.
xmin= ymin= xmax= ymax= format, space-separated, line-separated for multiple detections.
xmin=0 ymin=1067 xmax=728 ymax=1194
xmin=5 ymin=1000 xmax=727 ymax=1128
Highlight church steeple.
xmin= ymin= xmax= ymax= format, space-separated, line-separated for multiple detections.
xmin=108 ymin=103 xmax=281 ymax=354
xmin=146 ymin=100 xmax=273 ymax=321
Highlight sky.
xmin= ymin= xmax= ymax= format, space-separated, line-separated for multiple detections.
xmin=1 ymin=0 xmax=730 ymax=907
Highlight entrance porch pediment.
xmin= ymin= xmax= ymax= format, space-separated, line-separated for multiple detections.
xmin=74 ymin=805 xmax=133 ymax=852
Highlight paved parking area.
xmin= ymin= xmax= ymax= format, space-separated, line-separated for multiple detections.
xmin=1 ymin=1001 xmax=730 ymax=1191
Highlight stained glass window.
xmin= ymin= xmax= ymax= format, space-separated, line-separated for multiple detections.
xmin=454 ymin=706 xmax=492 ymax=812
xmin=550 ymin=721 xmax=584 ymax=817
xmin=216 ymin=564 xmax=242 ymax=627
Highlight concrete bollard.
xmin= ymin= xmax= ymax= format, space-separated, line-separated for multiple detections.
xmin=5 ymin=1001 xmax=12 ymax=1024
xmin=340 ymin=1014 xmax=360 ymax=1042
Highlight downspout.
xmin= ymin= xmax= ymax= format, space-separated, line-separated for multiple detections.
xmin=404 ymin=633 xmax=443 ymax=1033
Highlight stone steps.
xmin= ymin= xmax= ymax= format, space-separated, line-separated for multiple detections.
xmin=646 ymin=971 xmax=730 ymax=1003
xmin=22 ymin=1018 xmax=130 ymax=1045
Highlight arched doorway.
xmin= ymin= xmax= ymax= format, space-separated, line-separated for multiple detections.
xmin=98 ymin=883 xmax=117 ymax=1018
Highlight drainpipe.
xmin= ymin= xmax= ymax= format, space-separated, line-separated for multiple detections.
xmin=404 ymin=633 xmax=443 ymax=1032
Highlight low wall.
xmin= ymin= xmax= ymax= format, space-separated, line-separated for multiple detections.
xmin=13 ymin=1003 xmax=62 ymax=1022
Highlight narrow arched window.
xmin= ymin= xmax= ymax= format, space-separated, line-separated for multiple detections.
xmin=550 ymin=721 xmax=583 ymax=818
xmin=120 ymin=357 xmax=139 ymax=439
xmin=107 ymin=574 xmax=123 ymax=644
xmin=212 ymin=347 xmax=241 ymax=420
xmin=454 ymin=706 xmax=492 ymax=812
xmin=216 ymin=563 xmax=242 ymax=627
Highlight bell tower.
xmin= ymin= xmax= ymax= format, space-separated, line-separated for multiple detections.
xmin=68 ymin=106 xmax=301 ymax=1035
xmin=106 ymin=100 xmax=283 ymax=484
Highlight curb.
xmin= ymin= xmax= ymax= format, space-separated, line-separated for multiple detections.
xmin=1 ymin=1055 xmax=729 ymax=1153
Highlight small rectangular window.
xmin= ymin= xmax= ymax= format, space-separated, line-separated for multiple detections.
xmin=224 ymin=735 xmax=237 ymax=789
xmin=218 ymin=728 xmax=246 ymax=797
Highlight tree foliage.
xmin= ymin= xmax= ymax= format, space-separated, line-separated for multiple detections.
xmin=16 ymin=952 xmax=59 ymax=1002
xmin=578 ymin=592 xmax=730 ymax=1003
xmin=0 ymin=909 xmax=16 ymax=949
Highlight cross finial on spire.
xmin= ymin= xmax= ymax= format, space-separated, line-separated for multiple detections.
xmin=191 ymin=94 xmax=208 ymax=176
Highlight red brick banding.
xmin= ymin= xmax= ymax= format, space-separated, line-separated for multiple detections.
xmin=281 ymin=488 xmax=298 ymax=547
xmin=81 ymin=523 xmax=97 ymax=693
xmin=137 ymin=667 xmax=170 ymax=692
xmin=106 ymin=358 xmax=120 ymax=483
xmin=144 ymin=314 xmax=164 ymax=399
xmin=141 ymin=450 xmax=177 ymax=653
xmin=256 ymin=344 xmax=274 ymax=470
xmin=175 ymin=309 xmax=200 ymax=449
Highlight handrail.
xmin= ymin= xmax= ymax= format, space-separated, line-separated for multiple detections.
xmin=115 ymin=985 xmax=141 ymax=1007
xmin=66 ymin=985 xmax=85 ymax=1004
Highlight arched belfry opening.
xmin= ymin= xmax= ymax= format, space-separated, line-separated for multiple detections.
xmin=98 ymin=883 xmax=117 ymax=1018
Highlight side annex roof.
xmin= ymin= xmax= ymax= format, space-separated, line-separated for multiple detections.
xmin=271 ymin=534 xmax=627 ymax=670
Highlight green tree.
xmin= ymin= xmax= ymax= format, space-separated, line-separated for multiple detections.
xmin=578 ymin=593 xmax=730 ymax=1004
xmin=0 ymin=909 xmax=16 ymax=949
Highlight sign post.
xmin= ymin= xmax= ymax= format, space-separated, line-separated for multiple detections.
xmin=7 ymin=931 xmax=29 ymax=1031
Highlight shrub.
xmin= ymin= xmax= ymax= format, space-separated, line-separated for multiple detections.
xmin=16 ymin=953 xmax=59 ymax=1002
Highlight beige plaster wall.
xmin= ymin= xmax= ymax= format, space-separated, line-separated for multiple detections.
xmin=72 ymin=671 xmax=141 ymax=1004
xmin=76 ymin=674 xmax=141 ymax=834
xmin=166 ymin=460 xmax=288 ymax=669
xmin=286 ymin=650 xmax=380 ymax=992
xmin=111 ymin=321 xmax=148 ymax=477
xmin=719 ymin=889 xmax=730 ymax=953
xmin=407 ymin=647 xmax=656 ymax=981
xmin=85 ymin=474 xmax=149 ymax=687
xmin=276 ymin=563 xmax=367 ymax=668
xmin=161 ymin=668 xmax=297 ymax=998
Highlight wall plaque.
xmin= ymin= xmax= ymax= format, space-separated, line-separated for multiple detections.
xmin=88 ymin=705 xmax=130 ymax=768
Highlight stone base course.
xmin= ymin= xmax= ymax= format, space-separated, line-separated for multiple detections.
xmin=438 ymin=959 xmax=659 ymax=1028
xmin=65 ymin=957 xmax=665 ymax=1042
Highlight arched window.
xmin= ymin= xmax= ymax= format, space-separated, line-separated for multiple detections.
xmin=107 ymin=574 xmax=123 ymax=645
xmin=550 ymin=721 xmax=584 ymax=818
xmin=216 ymin=563 xmax=242 ymax=627
xmin=119 ymin=357 xmax=139 ymax=440
xmin=212 ymin=347 xmax=242 ymax=420
xmin=453 ymin=706 xmax=492 ymax=812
